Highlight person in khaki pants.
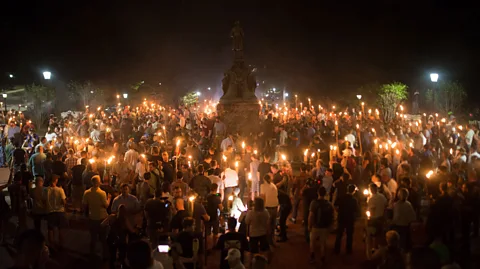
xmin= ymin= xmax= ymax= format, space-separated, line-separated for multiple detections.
xmin=308 ymin=186 xmax=334 ymax=265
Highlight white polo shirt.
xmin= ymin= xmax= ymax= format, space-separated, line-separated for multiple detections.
xmin=260 ymin=182 xmax=279 ymax=208
xmin=367 ymin=193 xmax=388 ymax=218
xmin=222 ymin=168 xmax=238 ymax=188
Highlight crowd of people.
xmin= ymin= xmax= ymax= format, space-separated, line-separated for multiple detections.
xmin=0 ymin=100 xmax=479 ymax=269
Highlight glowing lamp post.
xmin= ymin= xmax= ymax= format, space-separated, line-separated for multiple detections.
xmin=43 ymin=71 xmax=52 ymax=80
xmin=2 ymin=93 xmax=7 ymax=113
xmin=430 ymin=73 xmax=439 ymax=112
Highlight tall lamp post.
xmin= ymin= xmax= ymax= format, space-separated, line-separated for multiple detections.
xmin=2 ymin=93 xmax=7 ymax=113
xmin=43 ymin=71 xmax=52 ymax=80
xmin=430 ymin=73 xmax=439 ymax=112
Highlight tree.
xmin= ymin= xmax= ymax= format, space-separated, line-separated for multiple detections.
xmin=24 ymin=83 xmax=55 ymax=128
xmin=67 ymin=80 xmax=97 ymax=108
xmin=377 ymin=82 xmax=408 ymax=123
xmin=180 ymin=92 xmax=199 ymax=107
xmin=426 ymin=81 xmax=466 ymax=115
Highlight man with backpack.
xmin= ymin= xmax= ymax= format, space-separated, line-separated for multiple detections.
xmin=144 ymin=188 xmax=172 ymax=248
xmin=308 ymin=186 xmax=334 ymax=265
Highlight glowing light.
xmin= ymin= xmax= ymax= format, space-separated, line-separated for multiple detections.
xmin=366 ymin=211 xmax=371 ymax=218
xmin=363 ymin=189 xmax=369 ymax=196
xmin=228 ymin=195 xmax=234 ymax=201
xmin=430 ymin=73 xmax=439 ymax=82
xmin=189 ymin=196 xmax=195 ymax=202
xmin=89 ymin=159 xmax=95 ymax=164
xmin=426 ymin=170 xmax=434 ymax=179
xmin=42 ymin=71 xmax=52 ymax=80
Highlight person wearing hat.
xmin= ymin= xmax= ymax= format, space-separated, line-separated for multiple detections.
xmin=334 ymin=184 xmax=359 ymax=254
xmin=225 ymin=248 xmax=245 ymax=269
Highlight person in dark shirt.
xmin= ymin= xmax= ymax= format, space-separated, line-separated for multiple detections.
xmin=171 ymin=198 xmax=189 ymax=233
xmin=12 ymin=143 xmax=27 ymax=171
xmin=427 ymin=182 xmax=455 ymax=247
xmin=332 ymin=173 xmax=353 ymax=206
xmin=277 ymin=187 xmax=292 ymax=242
xmin=51 ymin=155 xmax=67 ymax=188
xmin=334 ymin=184 xmax=359 ymax=254
xmin=205 ymin=183 xmax=223 ymax=248
xmin=302 ymin=178 xmax=319 ymax=242
xmin=19 ymin=164 xmax=34 ymax=194
xmin=257 ymin=155 xmax=272 ymax=184
xmin=161 ymin=152 xmax=175 ymax=183
xmin=216 ymin=217 xmax=249 ymax=269
xmin=173 ymin=217 xmax=204 ymax=269
xmin=144 ymin=188 xmax=172 ymax=248
xmin=189 ymin=165 xmax=211 ymax=198
xmin=7 ymin=229 xmax=55 ymax=269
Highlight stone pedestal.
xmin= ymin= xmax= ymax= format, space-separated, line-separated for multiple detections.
xmin=217 ymin=101 xmax=260 ymax=135
xmin=217 ymin=22 xmax=260 ymax=134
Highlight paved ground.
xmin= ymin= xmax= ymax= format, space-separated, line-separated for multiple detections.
xmin=1 ymin=167 xmax=479 ymax=269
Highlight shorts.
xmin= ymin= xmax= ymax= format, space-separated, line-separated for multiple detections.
xmin=47 ymin=212 xmax=68 ymax=230
xmin=249 ymin=235 xmax=269 ymax=253
xmin=367 ymin=217 xmax=384 ymax=237
xmin=310 ymin=228 xmax=329 ymax=249
xmin=205 ymin=220 xmax=220 ymax=236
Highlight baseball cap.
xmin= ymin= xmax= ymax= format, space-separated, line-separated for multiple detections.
xmin=225 ymin=248 xmax=241 ymax=261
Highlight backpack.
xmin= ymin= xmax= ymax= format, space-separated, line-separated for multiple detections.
xmin=315 ymin=199 xmax=333 ymax=228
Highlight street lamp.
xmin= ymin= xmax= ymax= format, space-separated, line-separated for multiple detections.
xmin=43 ymin=71 xmax=52 ymax=80
xmin=207 ymin=87 xmax=211 ymax=91
xmin=123 ymin=93 xmax=128 ymax=99
xmin=196 ymin=91 xmax=201 ymax=96
xmin=116 ymin=94 xmax=120 ymax=99
xmin=356 ymin=95 xmax=362 ymax=100
xmin=2 ymin=93 xmax=7 ymax=113
xmin=8 ymin=74 xmax=13 ymax=78
xmin=430 ymin=73 xmax=439 ymax=112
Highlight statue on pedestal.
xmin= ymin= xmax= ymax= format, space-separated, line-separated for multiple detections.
xmin=231 ymin=21 xmax=244 ymax=51
xmin=218 ymin=22 xmax=260 ymax=134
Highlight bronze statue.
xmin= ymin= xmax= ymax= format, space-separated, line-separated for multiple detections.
xmin=222 ymin=72 xmax=230 ymax=95
xmin=230 ymin=21 xmax=244 ymax=51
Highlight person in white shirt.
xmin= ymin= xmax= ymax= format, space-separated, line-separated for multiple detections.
xmin=392 ymin=188 xmax=416 ymax=249
xmin=367 ymin=183 xmax=388 ymax=250
xmin=220 ymin=134 xmax=235 ymax=152
xmin=124 ymin=144 xmax=140 ymax=170
xmin=278 ymin=126 xmax=288 ymax=146
xmin=382 ymin=174 xmax=398 ymax=202
xmin=260 ymin=174 xmax=278 ymax=246
xmin=45 ymin=126 xmax=57 ymax=142
xmin=465 ymin=124 xmax=475 ymax=150
xmin=90 ymin=125 xmax=101 ymax=143
xmin=344 ymin=131 xmax=356 ymax=149
xmin=46 ymin=175 xmax=67 ymax=249
xmin=207 ymin=169 xmax=224 ymax=201
xmin=222 ymin=164 xmax=239 ymax=206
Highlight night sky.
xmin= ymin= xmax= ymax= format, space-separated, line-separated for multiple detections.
xmin=1 ymin=1 xmax=479 ymax=103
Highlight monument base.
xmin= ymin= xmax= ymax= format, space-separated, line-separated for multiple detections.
xmin=216 ymin=101 xmax=260 ymax=135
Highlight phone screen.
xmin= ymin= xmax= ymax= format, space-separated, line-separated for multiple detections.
xmin=157 ymin=245 xmax=170 ymax=253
